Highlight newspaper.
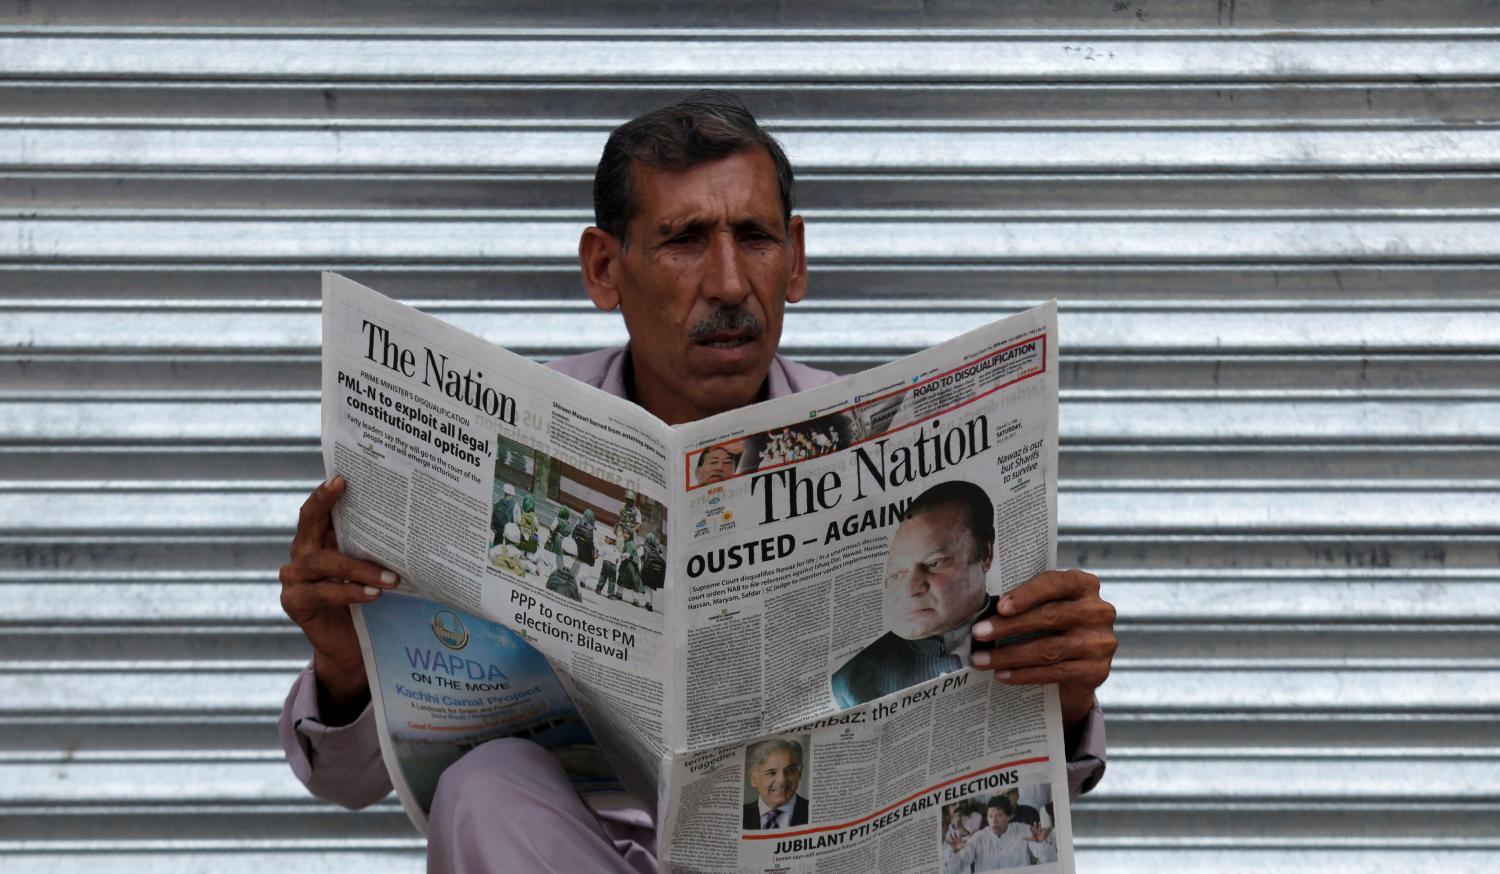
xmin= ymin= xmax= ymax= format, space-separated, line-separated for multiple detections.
xmin=324 ymin=272 xmax=1072 ymax=873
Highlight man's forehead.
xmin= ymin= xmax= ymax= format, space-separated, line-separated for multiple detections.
xmin=892 ymin=505 xmax=971 ymax=550
xmin=628 ymin=149 xmax=782 ymax=228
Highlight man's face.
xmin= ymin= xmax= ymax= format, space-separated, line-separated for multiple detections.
xmin=749 ymin=749 xmax=802 ymax=809
xmin=987 ymin=806 xmax=1011 ymax=833
xmin=696 ymin=448 xmax=737 ymax=484
xmin=882 ymin=503 xmax=992 ymax=639
xmin=583 ymin=148 xmax=807 ymax=425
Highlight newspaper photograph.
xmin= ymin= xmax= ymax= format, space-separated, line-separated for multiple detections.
xmin=318 ymin=272 xmax=1071 ymax=872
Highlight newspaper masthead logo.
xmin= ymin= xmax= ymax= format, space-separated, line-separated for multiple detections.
xmin=431 ymin=610 xmax=470 ymax=650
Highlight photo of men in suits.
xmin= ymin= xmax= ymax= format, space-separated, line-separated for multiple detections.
xmin=831 ymin=480 xmax=995 ymax=709
xmin=741 ymin=738 xmax=810 ymax=830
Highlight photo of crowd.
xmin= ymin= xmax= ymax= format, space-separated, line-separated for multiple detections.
xmin=750 ymin=421 xmax=846 ymax=468
xmin=689 ymin=412 xmax=855 ymax=490
xmin=487 ymin=436 xmax=667 ymax=613
xmin=939 ymin=783 xmax=1056 ymax=872
xmin=685 ymin=374 xmax=955 ymax=492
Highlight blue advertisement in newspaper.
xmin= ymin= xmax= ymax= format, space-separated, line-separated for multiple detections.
xmin=358 ymin=591 xmax=621 ymax=822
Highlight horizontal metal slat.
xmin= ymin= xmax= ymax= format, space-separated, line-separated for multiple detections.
xmin=0 ymin=757 xmax=324 ymax=805
xmin=4 ymin=0 xmax=1499 ymax=29
xmin=1107 ymin=574 xmax=1500 ymax=622
xmin=3 ymin=664 xmax=1494 ymax=714
xmin=6 ymin=83 xmax=1500 ymax=127
xmin=2 ymin=483 xmax=1496 ymax=533
xmin=7 ymin=574 xmax=1499 ymax=624
xmin=1 ymin=747 xmax=1494 ymax=805
xmin=1 ymin=847 xmax=1496 ymax=874
xmin=3 ymin=33 xmax=1500 ymax=81
xmin=1103 ymin=668 xmax=1500 ymax=711
xmin=9 ymin=172 xmax=1500 ymax=215
xmin=1094 ymin=751 xmax=1500 ymax=800
xmin=5 ymin=398 xmax=1497 ymax=443
xmin=0 ymin=580 xmax=281 ymax=624
xmin=0 ymin=851 xmax=422 ymax=874
xmin=1070 ymin=849 xmax=1499 ymax=874
xmin=5 ymin=303 xmax=1496 ymax=353
xmin=0 ymin=670 xmax=291 ymax=714
xmin=5 ymin=126 xmax=1500 ymax=172
xmin=2 ymin=264 xmax=1493 ymax=303
xmin=4 ymin=214 xmax=1499 ymax=261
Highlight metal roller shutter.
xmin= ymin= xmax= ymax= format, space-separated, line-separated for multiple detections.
xmin=2 ymin=2 xmax=1496 ymax=872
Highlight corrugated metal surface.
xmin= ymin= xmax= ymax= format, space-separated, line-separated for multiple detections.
xmin=2 ymin=2 xmax=1497 ymax=871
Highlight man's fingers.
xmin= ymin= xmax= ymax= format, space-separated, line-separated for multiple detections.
xmin=994 ymin=569 xmax=1099 ymax=619
xmin=290 ymin=475 xmax=345 ymax=558
xmin=971 ymin=628 xmax=1116 ymax=671
xmin=280 ymin=578 xmax=383 ymax=618
xmin=974 ymin=596 xmax=1114 ymax=641
xmin=284 ymin=550 xmax=398 ymax=591
xmin=987 ymin=659 xmax=1112 ymax=689
xmin=303 ymin=551 xmax=396 ymax=590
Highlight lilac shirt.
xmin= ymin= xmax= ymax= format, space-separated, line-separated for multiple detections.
xmin=280 ymin=345 xmax=1107 ymax=819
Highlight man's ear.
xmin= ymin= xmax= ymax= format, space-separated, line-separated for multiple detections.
xmin=785 ymin=214 xmax=808 ymax=304
xmin=579 ymin=226 xmax=623 ymax=311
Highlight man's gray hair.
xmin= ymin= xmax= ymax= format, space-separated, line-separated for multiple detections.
xmin=745 ymin=738 xmax=804 ymax=776
xmin=592 ymin=90 xmax=795 ymax=245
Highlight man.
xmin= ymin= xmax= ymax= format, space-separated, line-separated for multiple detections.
xmin=516 ymin=494 xmax=540 ymax=555
xmin=490 ymin=482 xmax=516 ymax=546
xmin=617 ymin=528 xmax=642 ymax=596
xmin=741 ymin=738 xmax=809 ymax=830
xmin=694 ymin=444 xmax=740 ymax=485
xmin=831 ymin=479 xmax=995 ymax=709
xmin=545 ymin=505 xmax=574 ymax=559
xmin=278 ymin=92 xmax=1116 ymax=874
xmin=572 ymin=507 xmax=597 ymax=565
xmin=615 ymin=493 xmax=642 ymax=544
xmin=944 ymin=796 xmax=1039 ymax=873
xmin=639 ymin=531 xmax=665 ymax=611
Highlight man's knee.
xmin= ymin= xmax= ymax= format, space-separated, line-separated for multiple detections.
xmin=433 ymin=737 xmax=566 ymax=806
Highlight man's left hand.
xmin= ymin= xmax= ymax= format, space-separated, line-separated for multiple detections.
xmin=969 ymin=569 xmax=1117 ymax=729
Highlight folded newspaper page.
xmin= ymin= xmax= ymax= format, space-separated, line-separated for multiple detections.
xmin=321 ymin=272 xmax=1071 ymax=873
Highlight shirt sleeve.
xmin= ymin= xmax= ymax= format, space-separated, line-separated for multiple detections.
xmin=279 ymin=663 xmax=393 ymax=810
xmin=1064 ymin=696 xmax=1107 ymax=801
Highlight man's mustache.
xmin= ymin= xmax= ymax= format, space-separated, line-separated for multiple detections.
xmin=689 ymin=307 xmax=763 ymax=342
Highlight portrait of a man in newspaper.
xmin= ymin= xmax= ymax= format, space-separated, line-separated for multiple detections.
xmin=741 ymin=737 xmax=811 ymax=830
xmin=694 ymin=443 xmax=742 ymax=486
xmin=831 ymin=479 xmax=996 ymax=709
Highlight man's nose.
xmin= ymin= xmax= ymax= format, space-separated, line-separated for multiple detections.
xmin=703 ymin=232 xmax=751 ymax=305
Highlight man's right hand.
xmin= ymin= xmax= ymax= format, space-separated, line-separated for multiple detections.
xmin=278 ymin=475 xmax=400 ymax=722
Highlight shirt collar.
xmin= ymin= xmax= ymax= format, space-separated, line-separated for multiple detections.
xmin=939 ymin=597 xmax=995 ymax=664
xmin=757 ymin=795 xmax=798 ymax=821
xmin=607 ymin=344 xmax=791 ymax=407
